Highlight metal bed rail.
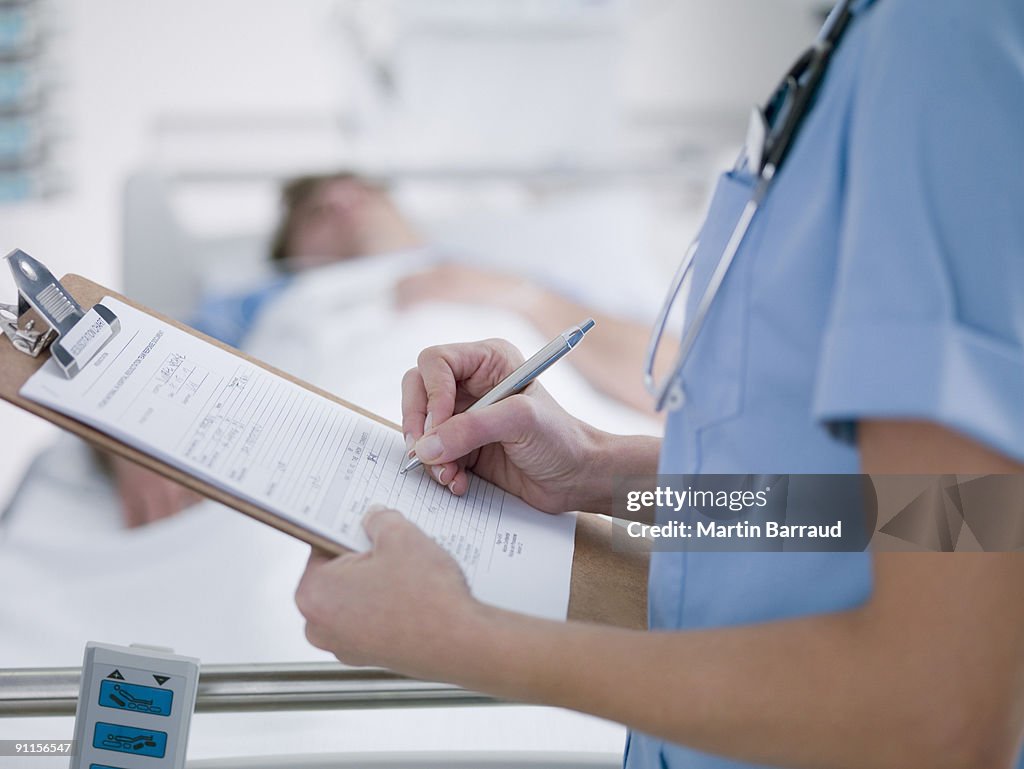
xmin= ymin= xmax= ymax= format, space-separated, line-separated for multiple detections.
xmin=0 ymin=663 xmax=500 ymax=717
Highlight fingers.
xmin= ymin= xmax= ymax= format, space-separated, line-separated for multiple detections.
xmin=401 ymin=369 xmax=461 ymax=485
xmin=296 ymin=546 xmax=362 ymax=618
xmin=401 ymin=340 xmax=528 ymax=495
xmin=362 ymin=504 xmax=441 ymax=551
xmin=295 ymin=501 xmax=473 ymax=669
xmin=401 ymin=367 xmax=429 ymax=449
xmin=445 ymin=466 xmax=472 ymax=497
xmin=415 ymin=347 xmax=460 ymax=432
xmin=298 ymin=508 xmax=421 ymax=597
xmin=411 ymin=339 xmax=524 ymax=430
xmin=402 ymin=340 xmax=523 ymax=478
xmin=413 ymin=395 xmax=537 ymax=467
xmin=425 ymin=460 xmax=461 ymax=491
xmin=295 ymin=549 xmax=330 ymax=632
xmin=362 ymin=505 xmax=409 ymax=544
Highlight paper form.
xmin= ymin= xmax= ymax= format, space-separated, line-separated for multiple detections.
xmin=20 ymin=298 xmax=576 ymax=620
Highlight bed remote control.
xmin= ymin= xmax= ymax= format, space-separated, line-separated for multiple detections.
xmin=70 ymin=642 xmax=200 ymax=769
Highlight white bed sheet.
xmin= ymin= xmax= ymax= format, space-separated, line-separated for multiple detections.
xmin=242 ymin=249 xmax=662 ymax=437
xmin=0 ymin=254 xmax=656 ymax=762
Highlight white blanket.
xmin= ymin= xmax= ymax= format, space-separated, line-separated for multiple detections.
xmin=243 ymin=251 xmax=662 ymax=437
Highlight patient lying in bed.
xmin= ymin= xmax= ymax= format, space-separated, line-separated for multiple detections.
xmin=192 ymin=172 xmax=662 ymax=411
xmin=108 ymin=171 xmax=666 ymax=528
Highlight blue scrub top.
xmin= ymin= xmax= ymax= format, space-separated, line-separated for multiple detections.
xmin=626 ymin=1 xmax=1024 ymax=767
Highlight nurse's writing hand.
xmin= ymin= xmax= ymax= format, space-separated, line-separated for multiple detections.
xmin=402 ymin=339 xmax=617 ymax=514
xmin=295 ymin=506 xmax=482 ymax=676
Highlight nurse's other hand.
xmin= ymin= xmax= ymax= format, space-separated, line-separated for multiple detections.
xmin=401 ymin=339 xmax=611 ymax=514
xmin=109 ymin=455 xmax=202 ymax=528
xmin=295 ymin=506 xmax=482 ymax=675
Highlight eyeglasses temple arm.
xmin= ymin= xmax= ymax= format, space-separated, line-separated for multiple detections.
xmin=643 ymin=238 xmax=699 ymax=391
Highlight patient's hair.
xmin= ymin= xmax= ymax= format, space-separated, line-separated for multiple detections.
xmin=269 ymin=171 xmax=384 ymax=263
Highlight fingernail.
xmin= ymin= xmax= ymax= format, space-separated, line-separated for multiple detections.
xmin=433 ymin=465 xmax=448 ymax=485
xmin=415 ymin=433 xmax=444 ymax=462
xmin=447 ymin=480 xmax=457 ymax=493
xmin=404 ymin=433 xmax=415 ymax=457
xmin=424 ymin=411 xmax=434 ymax=433
xmin=365 ymin=502 xmax=389 ymax=516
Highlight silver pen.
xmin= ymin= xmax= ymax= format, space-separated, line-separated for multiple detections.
xmin=401 ymin=318 xmax=596 ymax=475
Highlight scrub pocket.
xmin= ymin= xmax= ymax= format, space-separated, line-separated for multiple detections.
xmin=671 ymin=169 xmax=765 ymax=471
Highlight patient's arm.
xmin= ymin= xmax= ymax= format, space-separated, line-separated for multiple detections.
xmin=395 ymin=264 xmax=674 ymax=414
xmin=569 ymin=512 xmax=649 ymax=629
xmin=106 ymin=454 xmax=203 ymax=528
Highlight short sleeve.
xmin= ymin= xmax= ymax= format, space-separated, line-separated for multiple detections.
xmin=813 ymin=0 xmax=1024 ymax=461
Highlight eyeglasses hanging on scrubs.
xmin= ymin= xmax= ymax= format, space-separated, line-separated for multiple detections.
xmin=643 ymin=0 xmax=857 ymax=412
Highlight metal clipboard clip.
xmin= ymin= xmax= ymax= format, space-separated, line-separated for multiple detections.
xmin=1 ymin=249 xmax=120 ymax=378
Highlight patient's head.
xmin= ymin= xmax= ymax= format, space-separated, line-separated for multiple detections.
xmin=270 ymin=172 xmax=421 ymax=269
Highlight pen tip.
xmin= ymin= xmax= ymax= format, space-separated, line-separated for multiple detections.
xmin=580 ymin=318 xmax=596 ymax=334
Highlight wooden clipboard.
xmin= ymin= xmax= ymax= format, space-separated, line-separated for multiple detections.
xmin=0 ymin=274 xmax=648 ymax=626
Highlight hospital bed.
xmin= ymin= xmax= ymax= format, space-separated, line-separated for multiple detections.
xmin=0 ymin=160 xmax=694 ymax=768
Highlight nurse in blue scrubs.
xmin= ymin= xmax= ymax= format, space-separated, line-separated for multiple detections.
xmin=295 ymin=1 xmax=1024 ymax=766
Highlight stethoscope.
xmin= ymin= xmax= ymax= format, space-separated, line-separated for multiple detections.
xmin=643 ymin=0 xmax=857 ymax=412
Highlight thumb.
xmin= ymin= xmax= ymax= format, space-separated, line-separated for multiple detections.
xmin=362 ymin=505 xmax=412 ymax=546
xmin=412 ymin=395 xmax=537 ymax=466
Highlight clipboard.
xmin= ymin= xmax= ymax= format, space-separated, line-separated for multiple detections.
xmin=0 ymin=258 xmax=648 ymax=626
xmin=0 ymin=270 xmax=390 ymax=555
